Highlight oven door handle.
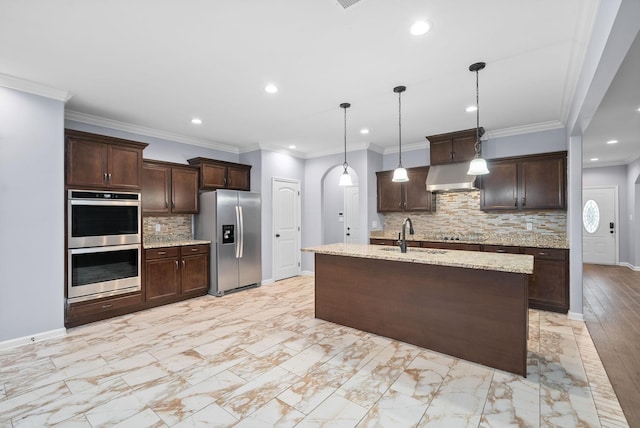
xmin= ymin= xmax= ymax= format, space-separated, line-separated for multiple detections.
xmin=68 ymin=243 xmax=141 ymax=255
xmin=69 ymin=199 xmax=140 ymax=207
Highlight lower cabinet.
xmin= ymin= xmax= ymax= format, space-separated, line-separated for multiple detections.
xmin=522 ymin=247 xmax=569 ymax=313
xmin=145 ymin=244 xmax=209 ymax=306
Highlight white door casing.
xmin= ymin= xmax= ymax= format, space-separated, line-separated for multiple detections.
xmin=344 ymin=186 xmax=360 ymax=244
xmin=272 ymin=178 xmax=301 ymax=281
xmin=582 ymin=186 xmax=618 ymax=265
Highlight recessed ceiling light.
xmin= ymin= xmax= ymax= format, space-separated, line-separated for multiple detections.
xmin=637 ymin=107 xmax=640 ymax=112
xmin=590 ymin=157 xmax=599 ymax=162
xmin=410 ymin=20 xmax=431 ymax=36
xmin=265 ymin=84 xmax=278 ymax=94
xmin=606 ymin=139 xmax=618 ymax=144
xmin=191 ymin=118 xmax=202 ymax=125
xmin=360 ymin=128 xmax=370 ymax=134
xmin=466 ymin=106 xmax=478 ymax=112
xmin=288 ymin=145 xmax=296 ymax=149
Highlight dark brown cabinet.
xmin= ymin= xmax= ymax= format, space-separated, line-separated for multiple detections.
xmin=145 ymin=244 xmax=209 ymax=306
xmin=479 ymin=152 xmax=566 ymax=211
xmin=65 ymin=129 xmax=147 ymax=190
xmin=421 ymin=241 xmax=481 ymax=251
xmin=376 ymin=166 xmax=435 ymax=212
xmin=187 ymin=157 xmax=251 ymax=191
xmin=427 ymin=128 xmax=479 ymax=165
xmin=522 ymin=247 xmax=569 ymax=313
xmin=65 ymin=292 xmax=143 ymax=328
xmin=142 ymin=161 xmax=199 ymax=214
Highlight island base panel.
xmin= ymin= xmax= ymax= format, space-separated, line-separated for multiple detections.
xmin=314 ymin=254 xmax=528 ymax=376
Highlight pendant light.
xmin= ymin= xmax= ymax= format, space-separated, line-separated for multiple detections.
xmin=467 ymin=62 xmax=489 ymax=175
xmin=392 ymin=85 xmax=409 ymax=182
xmin=338 ymin=102 xmax=353 ymax=186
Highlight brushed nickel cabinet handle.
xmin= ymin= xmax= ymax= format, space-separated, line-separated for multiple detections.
xmin=538 ymin=252 xmax=550 ymax=256
xmin=103 ymin=172 xmax=108 ymax=182
xmin=108 ymin=173 xmax=112 ymax=182
xmin=191 ymin=248 xmax=198 ymax=252
xmin=496 ymin=249 xmax=506 ymax=253
xmin=158 ymin=251 xmax=166 ymax=255
xmin=101 ymin=304 xmax=112 ymax=309
xmin=182 ymin=260 xmax=185 ymax=268
xmin=175 ymin=260 xmax=178 ymax=270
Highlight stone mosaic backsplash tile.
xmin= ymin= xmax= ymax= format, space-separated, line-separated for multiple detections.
xmin=143 ymin=215 xmax=193 ymax=243
xmin=383 ymin=190 xmax=566 ymax=237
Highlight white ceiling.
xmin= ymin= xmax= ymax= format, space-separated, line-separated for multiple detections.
xmin=1 ymin=0 xmax=635 ymax=165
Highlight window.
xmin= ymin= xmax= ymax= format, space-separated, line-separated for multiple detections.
xmin=583 ymin=199 xmax=599 ymax=234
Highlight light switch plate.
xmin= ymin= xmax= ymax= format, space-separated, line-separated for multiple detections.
xmin=526 ymin=222 xmax=533 ymax=231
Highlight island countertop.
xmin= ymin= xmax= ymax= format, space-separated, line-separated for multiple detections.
xmin=303 ymin=243 xmax=534 ymax=274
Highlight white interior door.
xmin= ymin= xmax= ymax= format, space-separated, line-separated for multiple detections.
xmin=583 ymin=186 xmax=618 ymax=265
xmin=344 ymin=186 xmax=360 ymax=244
xmin=272 ymin=178 xmax=301 ymax=281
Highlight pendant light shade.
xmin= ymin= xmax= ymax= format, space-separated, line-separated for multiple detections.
xmin=338 ymin=102 xmax=353 ymax=187
xmin=392 ymin=85 xmax=409 ymax=183
xmin=467 ymin=62 xmax=489 ymax=176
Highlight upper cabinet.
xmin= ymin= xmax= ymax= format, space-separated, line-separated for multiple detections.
xmin=187 ymin=157 xmax=251 ymax=191
xmin=142 ymin=160 xmax=199 ymax=215
xmin=65 ymin=129 xmax=147 ymax=190
xmin=376 ymin=166 xmax=435 ymax=212
xmin=479 ymin=151 xmax=567 ymax=211
xmin=427 ymin=128 xmax=480 ymax=165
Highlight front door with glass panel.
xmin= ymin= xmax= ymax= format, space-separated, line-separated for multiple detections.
xmin=583 ymin=186 xmax=618 ymax=265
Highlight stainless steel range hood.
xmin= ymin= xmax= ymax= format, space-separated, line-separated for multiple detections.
xmin=426 ymin=162 xmax=477 ymax=192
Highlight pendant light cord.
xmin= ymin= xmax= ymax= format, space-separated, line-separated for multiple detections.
xmin=475 ymin=68 xmax=480 ymax=155
xmin=398 ymin=90 xmax=402 ymax=166
xmin=343 ymin=106 xmax=347 ymax=167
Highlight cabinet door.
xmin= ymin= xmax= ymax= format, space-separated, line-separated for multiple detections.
xmin=201 ymin=163 xmax=227 ymax=190
xmin=107 ymin=145 xmax=143 ymax=189
xmin=523 ymin=248 xmax=568 ymax=313
xmin=429 ymin=139 xmax=453 ymax=165
xmin=181 ymin=251 xmax=209 ymax=295
xmin=142 ymin=163 xmax=171 ymax=214
xmin=145 ymin=257 xmax=180 ymax=302
xmin=404 ymin=167 xmax=434 ymax=211
xmin=479 ymin=160 xmax=518 ymax=210
xmin=520 ymin=157 xmax=566 ymax=210
xmin=66 ymin=139 xmax=106 ymax=187
xmin=171 ymin=167 xmax=199 ymax=214
xmin=451 ymin=134 xmax=478 ymax=163
xmin=227 ymin=165 xmax=251 ymax=191
xmin=376 ymin=171 xmax=403 ymax=212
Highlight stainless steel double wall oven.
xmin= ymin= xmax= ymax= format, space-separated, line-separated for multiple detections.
xmin=67 ymin=190 xmax=142 ymax=303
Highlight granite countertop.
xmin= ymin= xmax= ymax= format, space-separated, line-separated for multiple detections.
xmin=303 ymin=243 xmax=534 ymax=274
xmin=143 ymin=239 xmax=211 ymax=249
xmin=369 ymin=231 xmax=569 ymax=249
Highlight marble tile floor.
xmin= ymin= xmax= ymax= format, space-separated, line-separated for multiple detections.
xmin=0 ymin=276 xmax=628 ymax=427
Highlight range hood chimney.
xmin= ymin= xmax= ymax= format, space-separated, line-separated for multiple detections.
xmin=426 ymin=163 xmax=477 ymax=192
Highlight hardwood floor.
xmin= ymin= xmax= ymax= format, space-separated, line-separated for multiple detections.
xmin=583 ymin=263 xmax=640 ymax=427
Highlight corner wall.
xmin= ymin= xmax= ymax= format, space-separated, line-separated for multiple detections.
xmin=0 ymin=88 xmax=65 ymax=343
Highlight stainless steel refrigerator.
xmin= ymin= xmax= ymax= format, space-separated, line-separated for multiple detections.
xmin=196 ymin=190 xmax=261 ymax=296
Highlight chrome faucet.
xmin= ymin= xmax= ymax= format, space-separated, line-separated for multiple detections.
xmin=398 ymin=217 xmax=415 ymax=253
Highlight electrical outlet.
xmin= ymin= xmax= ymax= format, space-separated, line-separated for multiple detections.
xmin=526 ymin=222 xmax=533 ymax=231
xmin=155 ymin=223 xmax=161 ymax=232
xmin=372 ymin=221 xmax=378 ymax=229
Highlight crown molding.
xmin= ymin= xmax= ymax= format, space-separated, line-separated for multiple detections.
xmin=304 ymin=142 xmax=384 ymax=159
xmin=253 ymin=143 xmax=306 ymax=159
xmin=0 ymin=73 xmax=72 ymax=102
xmin=485 ymin=121 xmax=565 ymax=139
xmin=65 ymin=110 xmax=240 ymax=154
xmin=383 ymin=141 xmax=429 ymax=155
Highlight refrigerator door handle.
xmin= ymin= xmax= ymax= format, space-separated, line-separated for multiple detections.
xmin=235 ymin=205 xmax=241 ymax=258
xmin=238 ymin=205 xmax=244 ymax=258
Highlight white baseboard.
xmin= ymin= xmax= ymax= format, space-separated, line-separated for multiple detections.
xmin=301 ymin=270 xmax=314 ymax=276
xmin=568 ymin=311 xmax=585 ymax=321
xmin=0 ymin=328 xmax=67 ymax=351
xmin=261 ymin=278 xmax=275 ymax=285
xmin=619 ymin=262 xmax=640 ymax=271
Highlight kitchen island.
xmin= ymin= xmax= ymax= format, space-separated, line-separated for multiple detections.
xmin=303 ymin=243 xmax=534 ymax=376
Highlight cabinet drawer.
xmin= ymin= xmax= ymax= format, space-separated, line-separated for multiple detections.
xmin=522 ymin=247 xmax=567 ymax=261
xmin=145 ymin=247 xmax=180 ymax=260
xmin=482 ymin=245 xmax=521 ymax=254
xmin=181 ymin=244 xmax=210 ymax=255
xmin=422 ymin=241 xmax=481 ymax=251
xmin=67 ymin=292 xmax=142 ymax=320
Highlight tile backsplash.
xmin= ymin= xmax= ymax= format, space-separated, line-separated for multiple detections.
xmin=383 ymin=190 xmax=566 ymax=237
xmin=143 ymin=215 xmax=193 ymax=243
